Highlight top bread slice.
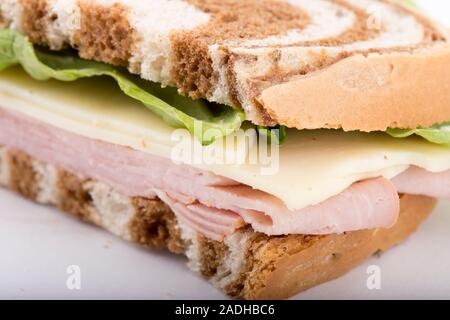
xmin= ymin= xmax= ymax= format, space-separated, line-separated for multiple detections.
xmin=1 ymin=0 xmax=450 ymax=131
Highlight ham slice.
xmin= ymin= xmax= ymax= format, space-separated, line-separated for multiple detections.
xmin=156 ymin=190 xmax=246 ymax=241
xmin=393 ymin=166 xmax=450 ymax=199
xmin=0 ymin=108 xmax=448 ymax=240
xmin=158 ymin=177 xmax=399 ymax=238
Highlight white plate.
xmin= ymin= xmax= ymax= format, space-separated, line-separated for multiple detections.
xmin=0 ymin=0 xmax=449 ymax=300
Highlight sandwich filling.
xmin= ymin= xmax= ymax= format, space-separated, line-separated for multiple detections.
xmin=0 ymin=66 xmax=449 ymax=240
xmin=0 ymin=0 xmax=450 ymax=241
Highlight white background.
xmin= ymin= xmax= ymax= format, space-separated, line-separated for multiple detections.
xmin=0 ymin=0 xmax=449 ymax=300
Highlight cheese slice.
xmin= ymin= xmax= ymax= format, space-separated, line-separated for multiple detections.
xmin=0 ymin=67 xmax=450 ymax=210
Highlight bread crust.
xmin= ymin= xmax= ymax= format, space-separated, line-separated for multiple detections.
xmin=246 ymin=194 xmax=435 ymax=299
xmin=260 ymin=44 xmax=450 ymax=132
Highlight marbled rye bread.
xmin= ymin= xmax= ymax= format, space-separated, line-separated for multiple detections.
xmin=1 ymin=0 xmax=449 ymax=130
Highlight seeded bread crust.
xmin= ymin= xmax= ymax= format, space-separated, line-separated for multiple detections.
xmin=0 ymin=145 xmax=435 ymax=299
xmin=1 ymin=0 xmax=449 ymax=131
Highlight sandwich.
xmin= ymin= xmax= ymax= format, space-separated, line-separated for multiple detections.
xmin=0 ymin=0 xmax=449 ymax=300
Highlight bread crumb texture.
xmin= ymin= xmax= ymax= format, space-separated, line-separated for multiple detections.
xmin=0 ymin=4 xmax=6 ymax=28
xmin=18 ymin=0 xmax=52 ymax=45
xmin=170 ymin=0 xmax=310 ymax=99
xmin=73 ymin=1 xmax=135 ymax=66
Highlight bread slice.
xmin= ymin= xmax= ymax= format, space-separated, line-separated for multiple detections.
xmin=0 ymin=144 xmax=436 ymax=299
xmin=1 ymin=0 xmax=449 ymax=131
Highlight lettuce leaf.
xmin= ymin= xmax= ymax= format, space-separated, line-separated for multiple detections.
xmin=257 ymin=125 xmax=287 ymax=145
xmin=0 ymin=29 xmax=245 ymax=145
xmin=387 ymin=123 xmax=450 ymax=146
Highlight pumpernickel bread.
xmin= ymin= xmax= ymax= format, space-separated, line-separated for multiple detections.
xmin=0 ymin=0 xmax=449 ymax=130
xmin=0 ymin=145 xmax=436 ymax=299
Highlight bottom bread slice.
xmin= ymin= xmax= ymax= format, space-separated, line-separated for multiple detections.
xmin=0 ymin=145 xmax=436 ymax=299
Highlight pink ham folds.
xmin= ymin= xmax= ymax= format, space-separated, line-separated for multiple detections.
xmin=393 ymin=166 xmax=450 ymax=200
xmin=156 ymin=178 xmax=399 ymax=240
xmin=0 ymin=107 xmax=448 ymax=241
